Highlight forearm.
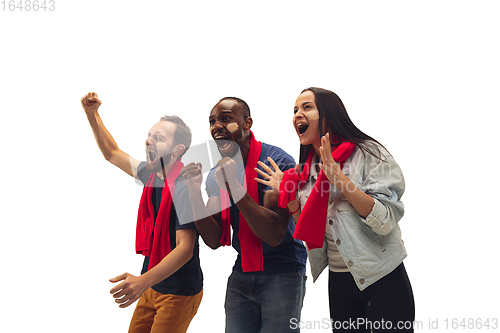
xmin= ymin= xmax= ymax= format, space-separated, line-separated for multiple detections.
xmin=265 ymin=188 xmax=301 ymax=224
xmin=231 ymin=184 xmax=287 ymax=247
xmin=86 ymin=111 xmax=120 ymax=160
xmin=139 ymin=244 xmax=193 ymax=288
xmin=189 ymin=192 xmax=222 ymax=249
xmin=287 ymin=199 xmax=301 ymax=224
xmin=337 ymin=176 xmax=374 ymax=218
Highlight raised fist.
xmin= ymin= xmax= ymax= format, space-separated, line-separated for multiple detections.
xmin=81 ymin=92 xmax=102 ymax=114
xmin=181 ymin=163 xmax=203 ymax=193
xmin=215 ymin=157 xmax=238 ymax=187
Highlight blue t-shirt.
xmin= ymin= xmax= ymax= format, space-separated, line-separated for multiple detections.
xmin=137 ymin=162 xmax=203 ymax=296
xmin=206 ymin=142 xmax=307 ymax=275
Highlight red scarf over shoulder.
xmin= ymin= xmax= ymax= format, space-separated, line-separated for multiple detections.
xmin=136 ymin=159 xmax=184 ymax=270
xmin=219 ymin=131 xmax=263 ymax=272
xmin=279 ymin=141 xmax=355 ymax=249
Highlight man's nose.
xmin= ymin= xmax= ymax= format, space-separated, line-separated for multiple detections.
xmin=211 ymin=120 xmax=224 ymax=130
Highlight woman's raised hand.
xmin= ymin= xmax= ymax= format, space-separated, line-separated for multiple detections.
xmin=319 ymin=133 xmax=348 ymax=188
xmin=254 ymin=157 xmax=283 ymax=192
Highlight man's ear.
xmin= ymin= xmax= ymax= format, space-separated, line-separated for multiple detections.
xmin=243 ymin=117 xmax=253 ymax=130
xmin=173 ymin=144 xmax=186 ymax=157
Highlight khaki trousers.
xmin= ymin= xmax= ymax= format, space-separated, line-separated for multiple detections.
xmin=128 ymin=288 xmax=203 ymax=333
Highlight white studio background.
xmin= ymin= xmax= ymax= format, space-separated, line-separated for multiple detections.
xmin=1 ymin=1 xmax=499 ymax=332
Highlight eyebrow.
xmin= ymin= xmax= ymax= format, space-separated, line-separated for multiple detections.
xmin=294 ymin=101 xmax=313 ymax=109
xmin=148 ymin=131 xmax=165 ymax=136
xmin=209 ymin=110 xmax=233 ymax=119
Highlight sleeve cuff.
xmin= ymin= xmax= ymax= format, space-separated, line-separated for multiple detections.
xmin=360 ymin=198 xmax=388 ymax=230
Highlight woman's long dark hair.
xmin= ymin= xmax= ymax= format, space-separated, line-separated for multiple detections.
xmin=299 ymin=87 xmax=387 ymax=165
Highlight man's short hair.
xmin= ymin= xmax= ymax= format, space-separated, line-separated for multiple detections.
xmin=159 ymin=115 xmax=192 ymax=158
xmin=219 ymin=97 xmax=251 ymax=119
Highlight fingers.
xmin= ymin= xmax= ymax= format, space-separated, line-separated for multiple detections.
xmin=257 ymin=160 xmax=274 ymax=175
xmin=218 ymin=157 xmax=233 ymax=168
xmin=111 ymin=272 xmax=130 ymax=282
xmin=109 ymin=273 xmax=129 ymax=294
xmin=81 ymin=96 xmax=89 ymax=106
xmin=216 ymin=162 xmax=229 ymax=184
xmin=219 ymin=165 xmax=228 ymax=184
xmin=111 ymin=287 xmax=128 ymax=300
xmin=109 ymin=272 xmax=128 ymax=283
xmin=113 ymin=288 xmax=135 ymax=308
xmin=88 ymin=93 xmax=99 ymax=103
xmin=213 ymin=167 xmax=228 ymax=190
xmin=320 ymin=133 xmax=337 ymax=166
xmin=110 ymin=281 xmax=125 ymax=297
xmin=254 ymin=167 xmax=271 ymax=179
xmin=182 ymin=162 xmax=197 ymax=171
xmin=321 ymin=134 xmax=331 ymax=156
xmin=267 ymin=157 xmax=280 ymax=172
xmin=108 ymin=273 xmax=143 ymax=309
xmin=217 ymin=157 xmax=235 ymax=182
xmin=254 ymin=177 xmax=269 ymax=186
xmin=118 ymin=298 xmax=135 ymax=308
xmin=117 ymin=294 xmax=139 ymax=308
xmin=181 ymin=163 xmax=202 ymax=178
xmin=81 ymin=92 xmax=100 ymax=108
xmin=319 ymin=145 xmax=326 ymax=164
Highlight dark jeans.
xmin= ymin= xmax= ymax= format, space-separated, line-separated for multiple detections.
xmin=329 ymin=263 xmax=415 ymax=332
xmin=225 ymin=270 xmax=307 ymax=333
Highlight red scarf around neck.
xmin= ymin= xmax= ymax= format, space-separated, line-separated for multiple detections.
xmin=219 ymin=131 xmax=263 ymax=272
xmin=136 ymin=159 xmax=184 ymax=270
xmin=279 ymin=140 xmax=356 ymax=249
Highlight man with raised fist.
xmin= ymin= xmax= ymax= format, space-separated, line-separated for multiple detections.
xmin=181 ymin=97 xmax=307 ymax=333
xmin=81 ymin=92 xmax=203 ymax=333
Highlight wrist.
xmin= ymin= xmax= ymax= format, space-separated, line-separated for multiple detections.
xmin=289 ymin=204 xmax=300 ymax=215
xmin=189 ymin=191 xmax=203 ymax=202
xmin=187 ymin=185 xmax=201 ymax=195
xmin=140 ymin=270 xmax=158 ymax=289
xmin=227 ymin=181 xmax=245 ymax=202
xmin=85 ymin=109 xmax=98 ymax=117
xmin=333 ymin=173 xmax=349 ymax=189
xmin=287 ymin=199 xmax=300 ymax=214
xmin=337 ymin=176 xmax=357 ymax=195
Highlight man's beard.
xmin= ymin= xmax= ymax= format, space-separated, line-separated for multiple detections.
xmin=145 ymin=152 xmax=173 ymax=174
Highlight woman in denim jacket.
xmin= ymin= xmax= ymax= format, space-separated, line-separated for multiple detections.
xmin=258 ymin=87 xmax=415 ymax=332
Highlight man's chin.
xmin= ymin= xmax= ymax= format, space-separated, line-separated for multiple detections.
xmin=145 ymin=154 xmax=172 ymax=173
xmin=145 ymin=160 xmax=161 ymax=173
xmin=216 ymin=141 xmax=239 ymax=158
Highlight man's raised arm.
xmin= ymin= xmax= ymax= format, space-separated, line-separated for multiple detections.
xmin=81 ymin=92 xmax=140 ymax=178
xmin=214 ymin=158 xmax=289 ymax=248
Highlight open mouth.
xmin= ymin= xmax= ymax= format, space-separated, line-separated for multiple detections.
xmin=297 ymin=123 xmax=309 ymax=135
xmin=147 ymin=149 xmax=158 ymax=163
xmin=216 ymin=139 xmax=233 ymax=154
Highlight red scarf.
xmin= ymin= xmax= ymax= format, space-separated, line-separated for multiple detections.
xmin=136 ymin=159 xmax=184 ymax=270
xmin=219 ymin=131 xmax=263 ymax=272
xmin=279 ymin=141 xmax=355 ymax=249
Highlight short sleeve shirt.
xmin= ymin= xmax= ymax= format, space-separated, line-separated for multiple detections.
xmin=137 ymin=162 xmax=203 ymax=296
xmin=205 ymin=143 xmax=307 ymax=275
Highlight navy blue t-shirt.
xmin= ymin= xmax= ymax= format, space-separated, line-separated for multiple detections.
xmin=206 ymin=142 xmax=307 ymax=275
xmin=137 ymin=162 xmax=203 ymax=296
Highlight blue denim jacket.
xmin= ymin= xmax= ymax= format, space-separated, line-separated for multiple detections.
xmin=303 ymin=142 xmax=407 ymax=291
